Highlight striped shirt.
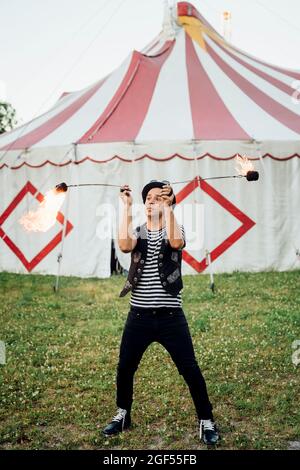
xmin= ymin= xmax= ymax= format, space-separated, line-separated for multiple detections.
xmin=130 ymin=225 xmax=185 ymax=308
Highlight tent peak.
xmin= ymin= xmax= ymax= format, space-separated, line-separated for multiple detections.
xmin=162 ymin=2 xmax=216 ymax=39
xmin=162 ymin=0 xmax=179 ymax=40
xmin=177 ymin=2 xmax=205 ymax=22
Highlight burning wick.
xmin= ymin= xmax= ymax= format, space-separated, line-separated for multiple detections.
xmin=19 ymin=187 xmax=66 ymax=232
xmin=235 ymin=155 xmax=259 ymax=181
xmin=55 ymin=182 xmax=68 ymax=193
xmin=246 ymin=171 xmax=259 ymax=181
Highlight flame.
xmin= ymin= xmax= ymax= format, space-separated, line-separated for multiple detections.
xmin=19 ymin=188 xmax=66 ymax=232
xmin=235 ymin=154 xmax=255 ymax=176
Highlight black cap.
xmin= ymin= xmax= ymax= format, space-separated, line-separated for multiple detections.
xmin=142 ymin=181 xmax=176 ymax=206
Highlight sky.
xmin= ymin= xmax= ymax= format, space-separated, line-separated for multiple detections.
xmin=1 ymin=0 xmax=300 ymax=124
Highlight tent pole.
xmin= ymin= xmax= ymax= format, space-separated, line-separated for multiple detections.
xmin=193 ymin=142 xmax=204 ymax=288
xmin=54 ymin=189 xmax=70 ymax=293
xmin=54 ymin=152 xmax=73 ymax=292
xmin=205 ymin=250 xmax=215 ymax=293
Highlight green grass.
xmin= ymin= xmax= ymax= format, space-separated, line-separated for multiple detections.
xmin=0 ymin=270 xmax=299 ymax=450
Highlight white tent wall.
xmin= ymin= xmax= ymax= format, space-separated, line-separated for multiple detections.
xmin=110 ymin=147 xmax=300 ymax=275
xmin=1 ymin=141 xmax=300 ymax=277
xmin=0 ymin=151 xmax=112 ymax=278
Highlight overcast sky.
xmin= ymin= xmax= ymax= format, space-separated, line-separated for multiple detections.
xmin=1 ymin=0 xmax=300 ymax=124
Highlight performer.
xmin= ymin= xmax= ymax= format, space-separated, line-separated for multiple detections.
xmin=102 ymin=180 xmax=219 ymax=445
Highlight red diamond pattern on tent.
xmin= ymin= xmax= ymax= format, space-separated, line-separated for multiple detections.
xmin=0 ymin=181 xmax=73 ymax=272
xmin=177 ymin=177 xmax=256 ymax=272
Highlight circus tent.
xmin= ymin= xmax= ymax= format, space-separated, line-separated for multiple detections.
xmin=0 ymin=1 xmax=299 ymax=278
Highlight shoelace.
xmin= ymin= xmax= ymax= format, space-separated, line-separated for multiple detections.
xmin=199 ymin=419 xmax=215 ymax=440
xmin=112 ymin=408 xmax=127 ymax=431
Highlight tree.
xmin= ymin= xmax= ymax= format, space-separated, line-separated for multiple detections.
xmin=0 ymin=102 xmax=17 ymax=134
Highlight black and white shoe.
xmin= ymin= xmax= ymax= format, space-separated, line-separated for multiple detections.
xmin=199 ymin=419 xmax=219 ymax=445
xmin=102 ymin=408 xmax=131 ymax=436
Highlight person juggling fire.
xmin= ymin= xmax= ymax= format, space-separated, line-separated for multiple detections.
xmin=102 ymin=180 xmax=219 ymax=446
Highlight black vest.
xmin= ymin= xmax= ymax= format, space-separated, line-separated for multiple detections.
xmin=119 ymin=223 xmax=184 ymax=298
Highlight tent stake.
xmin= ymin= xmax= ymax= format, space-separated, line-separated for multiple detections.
xmin=205 ymin=250 xmax=215 ymax=293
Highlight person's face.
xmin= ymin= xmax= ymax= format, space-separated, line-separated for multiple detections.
xmin=145 ymin=187 xmax=164 ymax=218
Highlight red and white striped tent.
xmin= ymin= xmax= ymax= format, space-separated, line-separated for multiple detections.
xmin=0 ymin=1 xmax=299 ymax=278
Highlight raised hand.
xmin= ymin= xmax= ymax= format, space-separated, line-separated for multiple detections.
xmin=120 ymin=184 xmax=133 ymax=206
xmin=160 ymin=184 xmax=175 ymax=206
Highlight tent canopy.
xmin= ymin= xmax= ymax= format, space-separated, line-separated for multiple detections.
xmin=1 ymin=0 xmax=300 ymax=158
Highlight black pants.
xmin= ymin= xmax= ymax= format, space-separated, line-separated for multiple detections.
xmin=116 ymin=306 xmax=213 ymax=420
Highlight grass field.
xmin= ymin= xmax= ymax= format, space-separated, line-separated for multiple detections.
xmin=0 ymin=270 xmax=299 ymax=450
